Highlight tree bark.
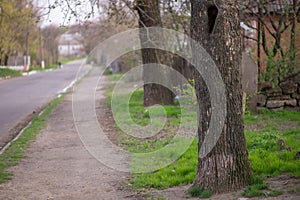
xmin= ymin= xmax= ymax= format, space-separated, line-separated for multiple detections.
xmin=289 ymin=0 xmax=297 ymax=72
xmin=136 ymin=0 xmax=174 ymax=106
xmin=190 ymin=0 xmax=252 ymax=193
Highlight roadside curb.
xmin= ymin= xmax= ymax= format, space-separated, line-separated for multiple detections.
xmin=22 ymin=71 xmax=38 ymax=76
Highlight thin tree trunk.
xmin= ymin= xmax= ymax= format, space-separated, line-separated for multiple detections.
xmin=190 ymin=0 xmax=251 ymax=193
xmin=4 ymin=54 xmax=9 ymax=66
xmin=289 ymin=0 xmax=297 ymax=73
xmin=257 ymin=12 xmax=261 ymax=77
xmin=136 ymin=0 xmax=174 ymax=106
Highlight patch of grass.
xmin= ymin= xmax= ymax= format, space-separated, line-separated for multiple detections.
xmin=126 ymin=90 xmax=181 ymax=126
xmin=128 ymin=108 xmax=300 ymax=189
xmin=0 ymin=95 xmax=63 ymax=183
xmin=107 ymin=74 xmax=122 ymax=81
xmin=242 ymin=180 xmax=269 ymax=197
xmin=129 ymin=140 xmax=197 ymax=188
xmin=187 ymin=186 xmax=212 ymax=198
xmin=249 ymin=175 xmax=265 ymax=185
xmin=246 ymin=128 xmax=300 ymax=177
xmin=61 ymin=57 xmax=84 ymax=64
xmin=104 ymin=74 xmax=300 ymax=190
xmin=242 ymin=185 xmax=265 ymax=197
xmin=29 ymin=57 xmax=84 ymax=72
xmin=0 ymin=68 xmax=21 ymax=78
xmin=268 ymin=189 xmax=283 ymax=197
xmin=29 ymin=64 xmax=58 ymax=72
xmin=119 ymin=135 xmax=173 ymax=153
xmin=248 ymin=109 xmax=300 ymax=122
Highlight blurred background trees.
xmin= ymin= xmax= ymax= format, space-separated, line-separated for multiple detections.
xmin=0 ymin=0 xmax=39 ymax=66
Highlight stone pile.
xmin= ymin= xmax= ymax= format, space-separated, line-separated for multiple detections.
xmin=257 ymin=72 xmax=300 ymax=111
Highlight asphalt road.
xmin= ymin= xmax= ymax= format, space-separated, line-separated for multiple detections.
xmin=0 ymin=60 xmax=84 ymax=148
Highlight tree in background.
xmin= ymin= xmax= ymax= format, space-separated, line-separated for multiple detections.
xmin=135 ymin=0 xmax=174 ymax=106
xmin=0 ymin=0 xmax=40 ymax=66
xmin=190 ymin=0 xmax=252 ymax=193
xmin=0 ymin=0 xmax=19 ymax=65
xmin=41 ymin=25 xmax=63 ymax=66
xmin=73 ymin=19 xmax=131 ymax=56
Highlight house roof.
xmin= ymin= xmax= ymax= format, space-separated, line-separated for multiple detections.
xmin=240 ymin=0 xmax=300 ymax=15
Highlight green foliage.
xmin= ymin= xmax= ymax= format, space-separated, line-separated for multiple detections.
xmin=0 ymin=68 xmax=21 ymax=78
xmin=0 ymin=0 xmax=40 ymax=64
xmin=261 ymin=47 xmax=300 ymax=86
xmin=0 ymin=95 xmax=63 ymax=183
xmin=174 ymin=79 xmax=197 ymax=106
xmin=187 ymin=186 xmax=212 ymax=198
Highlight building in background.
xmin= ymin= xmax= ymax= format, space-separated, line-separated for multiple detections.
xmin=58 ymin=31 xmax=84 ymax=58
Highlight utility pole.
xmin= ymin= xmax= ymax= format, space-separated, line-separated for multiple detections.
xmin=39 ymin=27 xmax=45 ymax=68
xmin=25 ymin=3 xmax=30 ymax=69
xmin=25 ymin=24 xmax=29 ymax=66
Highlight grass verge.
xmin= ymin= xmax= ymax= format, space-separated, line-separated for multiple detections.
xmin=104 ymin=74 xmax=300 ymax=193
xmin=0 ymin=95 xmax=64 ymax=183
xmin=29 ymin=57 xmax=85 ymax=72
xmin=29 ymin=64 xmax=58 ymax=72
xmin=0 ymin=68 xmax=21 ymax=78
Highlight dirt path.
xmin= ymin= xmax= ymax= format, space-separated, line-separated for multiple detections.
xmin=0 ymin=91 xmax=141 ymax=200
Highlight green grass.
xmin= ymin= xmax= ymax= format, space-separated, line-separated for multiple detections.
xmin=128 ymin=110 xmax=300 ymax=189
xmin=0 ymin=68 xmax=21 ymax=78
xmin=107 ymin=74 xmax=122 ymax=81
xmin=29 ymin=57 xmax=84 ymax=72
xmin=246 ymin=116 xmax=300 ymax=177
xmin=187 ymin=186 xmax=212 ymax=198
xmin=242 ymin=179 xmax=284 ymax=198
xmin=29 ymin=64 xmax=58 ymax=72
xmin=61 ymin=57 xmax=84 ymax=64
xmin=242 ymin=183 xmax=268 ymax=197
xmin=104 ymin=73 xmax=300 ymax=190
xmin=0 ymin=95 xmax=63 ymax=183
xmin=268 ymin=189 xmax=284 ymax=197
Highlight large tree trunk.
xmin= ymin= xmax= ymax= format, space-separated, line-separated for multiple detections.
xmin=190 ymin=0 xmax=252 ymax=193
xmin=136 ymin=0 xmax=174 ymax=106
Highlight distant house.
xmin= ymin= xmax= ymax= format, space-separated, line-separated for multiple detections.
xmin=58 ymin=31 xmax=84 ymax=58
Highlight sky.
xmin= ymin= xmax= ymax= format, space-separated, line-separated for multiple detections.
xmin=36 ymin=0 xmax=102 ymax=27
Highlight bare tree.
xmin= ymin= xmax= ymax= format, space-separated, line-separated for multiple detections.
xmin=135 ymin=0 xmax=174 ymax=106
xmin=41 ymin=25 xmax=63 ymax=65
